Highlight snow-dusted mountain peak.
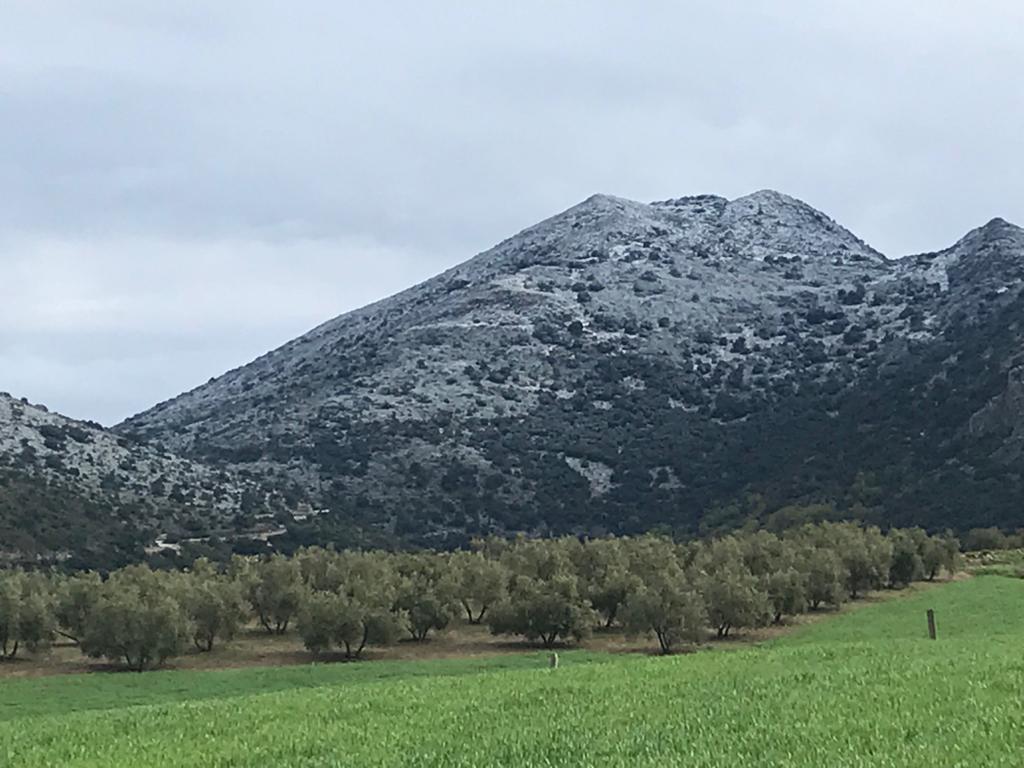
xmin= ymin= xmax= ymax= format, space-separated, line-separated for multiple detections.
xmin=9 ymin=189 xmax=1024 ymax=561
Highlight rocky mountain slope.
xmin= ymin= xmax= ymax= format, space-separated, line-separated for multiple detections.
xmin=113 ymin=190 xmax=1024 ymax=546
xmin=0 ymin=393 xmax=295 ymax=565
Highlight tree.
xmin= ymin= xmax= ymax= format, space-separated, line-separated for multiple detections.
xmin=764 ymin=567 xmax=807 ymax=624
xmin=920 ymin=533 xmax=961 ymax=580
xmin=842 ymin=526 xmax=891 ymax=598
xmin=296 ymin=590 xmax=341 ymax=655
xmin=964 ymin=527 xmax=1008 ymax=552
xmin=736 ymin=533 xmax=808 ymax=624
xmin=80 ymin=566 xmax=189 ymax=671
xmin=238 ymin=555 xmax=304 ymax=634
xmin=576 ymin=538 xmax=641 ymax=628
xmin=621 ymin=560 xmax=706 ymax=654
xmin=182 ymin=561 xmax=247 ymax=652
xmin=54 ymin=571 xmax=102 ymax=645
xmin=691 ymin=536 xmax=770 ymax=638
xmin=296 ymin=551 xmax=404 ymax=659
xmin=805 ymin=523 xmax=890 ymax=599
xmin=0 ymin=570 xmax=56 ymax=660
xmin=696 ymin=563 xmax=770 ymax=638
xmin=295 ymin=547 xmax=345 ymax=593
xmin=447 ymin=551 xmax=507 ymax=624
xmin=487 ymin=575 xmax=597 ymax=648
xmin=738 ymin=530 xmax=788 ymax=578
xmin=888 ymin=530 xmax=925 ymax=588
xmin=801 ymin=548 xmax=847 ymax=610
xmin=395 ymin=556 xmax=455 ymax=642
xmin=297 ymin=591 xmax=403 ymax=659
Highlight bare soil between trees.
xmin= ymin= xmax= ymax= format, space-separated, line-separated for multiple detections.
xmin=0 ymin=578 xmax=958 ymax=680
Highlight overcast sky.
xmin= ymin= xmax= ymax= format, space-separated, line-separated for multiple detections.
xmin=2 ymin=1 xmax=1022 ymax=425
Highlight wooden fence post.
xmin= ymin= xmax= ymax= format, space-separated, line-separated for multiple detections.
xmin=927 ymin=609 xmax=937 ymax=640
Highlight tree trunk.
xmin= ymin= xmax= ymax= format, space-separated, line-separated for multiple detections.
xmin=355 ymin=625 xmax=369 ymax=658
xmin=655 ymin=629 xmax=671 ymax=655
xmin=604 ymin=605 xmax=619 ymax=629
xmin=463 ymin=601 xmax=488 ymax=624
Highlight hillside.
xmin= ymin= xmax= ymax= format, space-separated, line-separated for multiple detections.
xmin=111 ymin=190 xmax=1024 ymax=545
xmin=0 ymin=393 xmax=297 ymax=565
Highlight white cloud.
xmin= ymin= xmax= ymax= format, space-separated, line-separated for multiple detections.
xmin=0 ymin=232 xmax=443 ymax=423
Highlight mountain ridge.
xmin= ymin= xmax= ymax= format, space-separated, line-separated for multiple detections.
xmin=5 ymin=189 xmax=1024 ymax=561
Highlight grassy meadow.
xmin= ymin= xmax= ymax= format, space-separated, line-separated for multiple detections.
xmin=2 ymin=575 xmax=1022 ymax=767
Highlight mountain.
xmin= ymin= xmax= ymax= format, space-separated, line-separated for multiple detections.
xmin=0 ymin=393 xmax=296 ymax=566
xmin=109 ymin=190 xmax=1024 ymax=548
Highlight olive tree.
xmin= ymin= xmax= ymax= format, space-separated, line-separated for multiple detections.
xmin=447 ymin=551 xmax=508 ymax=624
xmin=621 ymin=548 xmax=706 ymax=655
xmin=80 ymin=566 xmax=189 ymax=671
xmin=697 ymin=563 xmax=770 ymax=638
xmin=0 ymin=570 xmax=56 ymax=660
xmin=182 ymin=560 xmax=247 ymax=652
xmin=841 ymin=525 xmax=892 ymax=598
xmin=764 ymin=567 xmax=808 ymax=624
xmin=888 ymin=530 xmax=926 ymax=588
xmin=297 ymin=590 xmax=403 ymax=659
xmin=736 ymin=533 xmax=808 ymax=624
xmin=54 ymin=571 xmax=102 ymax=645
xmin=692 ymin=537 xmax=771 ymax=638
xmin=921 ymin=533 xmax=961 ymax=581
xmin=395 ymin=554 xmax=455 ymax=642
xmin=798 ymin=523 xmax=890 ymax=599
xmin=487 ymin=575 xmax=597 ymax=648
xmin=800 ymin=548 xmax=847 ymax=610
xmin=295 ymin=547 xmax=346 ymax=593
xmin=237 ymin=554 xmax=304 ymax=634
xmin=296 ymin=550 xmax=404 ymax=659
xmin=576 ymin=538 xmax=641 ymax=628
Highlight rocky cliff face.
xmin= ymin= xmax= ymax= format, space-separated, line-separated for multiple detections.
xmin=108 ymin=191 xmax=1024 ymax=546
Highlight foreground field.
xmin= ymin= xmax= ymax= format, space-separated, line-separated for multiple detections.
xmin=2 ymin=576 xmax=1022 ymax=767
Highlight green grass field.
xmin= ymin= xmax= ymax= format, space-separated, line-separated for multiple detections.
xmin=3 ymin=576 xmax=1023 ymax=767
